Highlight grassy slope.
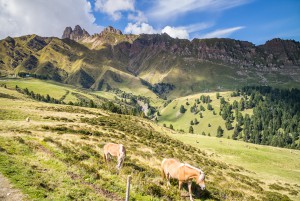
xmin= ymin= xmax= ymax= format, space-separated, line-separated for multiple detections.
xmin=158 ymin=91 xmax=252 ymax=138
xmin=0 ymin=78 xmax=122 ymax=104
xmin=1 ymin=78 xmax=79 ymax=102
xmin=0 ymin=78 xmax=164 ymax=111
xmin=172 ymin=134 xmax=300 ymax=189
xmin=1 ymin=86 xmax=298 ymax=200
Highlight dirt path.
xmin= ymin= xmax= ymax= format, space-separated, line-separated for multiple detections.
xmin=0 ymin=173 xmax=25 ymax=201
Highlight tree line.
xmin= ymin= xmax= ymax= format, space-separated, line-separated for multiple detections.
xmin=220 ymin=86 xmax=300 ymax=149
xmin=15 ymin=85 xmax=145 ymax=117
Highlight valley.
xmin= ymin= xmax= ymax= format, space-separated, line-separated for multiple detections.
xmin=0 ymin=78 xmax=300 ymax=200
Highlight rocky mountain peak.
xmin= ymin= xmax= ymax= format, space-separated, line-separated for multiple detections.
xmin=62 ymin=25 xmax=90 ymax=41
xmin=100 ymin=26 xmax=122 ymax=35
xmin=62 ymin=27 xmax=72 ymax=39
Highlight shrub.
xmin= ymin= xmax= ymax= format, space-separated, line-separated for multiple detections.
xmin=43 ymin=137 xmax=54 ymax=143
xmin=263 ymin=191 xmax=291 ymax=201
xmin=269 ymin=183 xmax=285 ymax=191
xmin=179 ymin=105 xmax=186 ymax=113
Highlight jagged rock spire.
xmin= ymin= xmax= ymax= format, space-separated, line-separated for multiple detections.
xmin=62 ymin=25 xmax=90 ymax=41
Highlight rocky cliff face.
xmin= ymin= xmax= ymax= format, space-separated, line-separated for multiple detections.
xmin=259 ymin=38 xmax=300 ymax=66
xmin=62 ymin=25 xmax=90 ymax=41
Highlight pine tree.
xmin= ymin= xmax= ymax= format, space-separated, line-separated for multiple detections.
xmin=232 ymin=124 xmax=240 ymax=140
xmin=46 ymin=94 xmax=51 ymax=102
xmin=238 ymin=98 xmax=245 ymax=111
xmin=207 ymin=103 xmax=213 ymax=110
xmin=180 ymin=105 xmax=186 ymax=113
xmin=225 ymin=119 xmax=233 ymax=130
xmin=199 ymin=112 xmax=203 ymax=118
xmin=217 ymin=126 xmax=224 ymax=137
xmin=200 ymin=105 xmax=205 ymax=111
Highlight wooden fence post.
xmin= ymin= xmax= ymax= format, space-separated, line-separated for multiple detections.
xmin=125 ymin=175 xmax=132 ymax=201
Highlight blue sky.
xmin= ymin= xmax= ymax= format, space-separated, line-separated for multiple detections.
xmin=90 ymin=0 xmax=300 ymax=44
xmin=1 ymin=0 xmax=299 ymax=45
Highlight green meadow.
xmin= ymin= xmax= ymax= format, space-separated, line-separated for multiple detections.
xmin=172 ymin=134 xmax=300 ymax=185
xmin=158 ymin=91 xmax=253 ymax=138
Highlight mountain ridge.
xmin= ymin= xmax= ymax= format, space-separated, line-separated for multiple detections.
xmin=0 ymin=25 xmax=299 ymax=98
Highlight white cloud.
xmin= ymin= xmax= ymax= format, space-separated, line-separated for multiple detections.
xmin=200 ymin=26 xmax=245 ymax=38
xmin=124 ymin=22 xmax=158 ymax=35
xmin=149 ymin=0 xmax=250 ymax=20
xmin=184 ymin=22 xmax=214 ymax=33
xmin=164 ymin=22 xmax=213 ymax=39
xmin=124 ymin=22 xmax=214 ymax=39
xmin=0 ymin=0 xmax=101 ymax=39
xmin=95 ymin=0 xmax=135 ymax=21
xmin=161 ymin=26 xmax=189 ymax=39
xmin=128 ymin=10 xmax=148 ymax=23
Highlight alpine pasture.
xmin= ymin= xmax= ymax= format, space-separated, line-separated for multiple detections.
xmin=0 ymin=79 xmax=299 ymax=200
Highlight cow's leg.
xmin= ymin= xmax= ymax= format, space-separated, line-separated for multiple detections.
xmin=118 ymin=154 xmax=125 ymax=168
xmin=179 ymin=181 xmax=183 ymax=190
xmin=179 ymin=181 xmax=183 ymax=196
xmin=106 ymin=153 xmax=111 ymax=162
xmin=188 ymin=181 xmax=194 ymax=201
xmin=166 ymin=173 xmax=171 ymax=188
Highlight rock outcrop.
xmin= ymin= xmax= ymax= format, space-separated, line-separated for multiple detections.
xmin=62 ymin=25 xmax=90 ymax=41
xmin=100 ymin=26 xmax=122 ymax=35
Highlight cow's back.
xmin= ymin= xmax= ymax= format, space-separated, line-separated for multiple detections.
xmin=104 ymin=143 xmax=119 ymax=156
xmin=162 ymin=158 xmax=182 ymax=179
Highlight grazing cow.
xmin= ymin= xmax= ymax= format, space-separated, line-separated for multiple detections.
xmin=161 ymin=158 xmax=205 ymax=201
xmin=103 ymin=143 xmax=126 ymax=171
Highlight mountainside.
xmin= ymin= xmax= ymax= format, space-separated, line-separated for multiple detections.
xmin=1 ymin=84 xmax=299 ymax=201
xmin=1 ymin=25 xmax=300 ymax=98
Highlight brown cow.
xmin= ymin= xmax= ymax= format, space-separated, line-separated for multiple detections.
xmin=161 ymin=158 xmax=205 ymax=201
xmin=103 ymin=143 xmax=126 ymax=171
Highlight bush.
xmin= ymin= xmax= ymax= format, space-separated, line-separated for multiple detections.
xmin=43 ymin=137 xmax=54 ymax=143
xmin=179 ymin=105 xmax=186 ymax=113
xmin=263 ymin=191 xmax=291 ymax=201
xmin=141 ymin=183 xmax=165 ymax=197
